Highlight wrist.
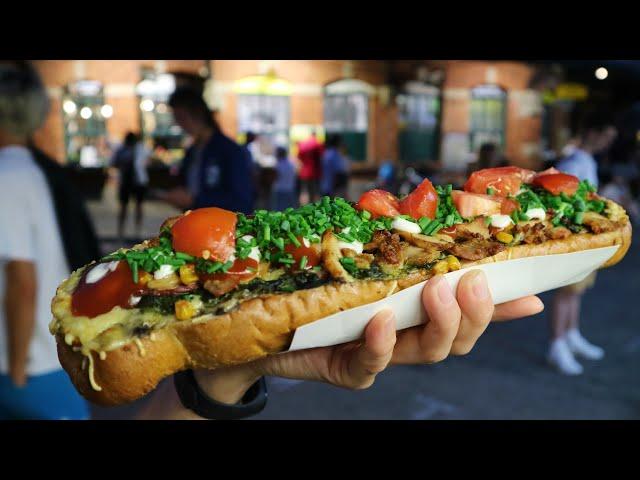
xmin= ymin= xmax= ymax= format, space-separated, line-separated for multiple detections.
xmin=193 ymin=365 xmax=262 ymax=405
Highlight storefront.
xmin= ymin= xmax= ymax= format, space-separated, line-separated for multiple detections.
xmin=397 ymin=81 xmax=441 ymax=165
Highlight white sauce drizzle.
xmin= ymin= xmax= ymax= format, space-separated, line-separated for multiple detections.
xmin=129 ymin=295 xmax=142 ymax=306
xmin=489 ymin=214 xmax=514 ymax=229
xmin=525 ymin=207 xmax=547 ymax=221
xmin=99 ymin=351 xmax=106 ymax=360
xmin=86 ymin=261 xmax=119 ymax=284
xmin=65 ymin=333 xmax=75 ymax=345
xmin=337 ymin=239 xmax=364 ymax=254
xmin=391 ymin=217 xmax=422 ymax=234
xmin=153 ymin=264 xmax=175 ymax=280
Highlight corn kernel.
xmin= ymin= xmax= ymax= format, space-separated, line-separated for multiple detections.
xmin=202 ymin=250 xmax=211 ymax=260
xmin=179 ymin=264 xmax=199 ymax=285
xmin=496 ymin=232 xmax=514 ymax=244
xmin=175 ymin=300 xmax=195 ymax=321
xmin=138 ymin=271 xmax=152 ymax=286
xmin=446 ymin=255 xmax=461 ymax=271
xmin=432 ymin=260 xmax=449 ymax=275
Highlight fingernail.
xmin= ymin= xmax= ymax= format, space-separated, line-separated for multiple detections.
xmin=436 ymin=276 xmax=455 ymax=304
xmin=377 ymin=309 xmax=395 ymax=334
xmin=471 ymin=271 xmax=489 ymax=300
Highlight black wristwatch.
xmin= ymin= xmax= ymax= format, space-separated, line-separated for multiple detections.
xmin=174 ymin=370 xmax=267 ymax=420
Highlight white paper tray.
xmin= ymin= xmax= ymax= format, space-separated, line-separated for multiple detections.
xmin=286 ymin=245 xmax=619 ymax=352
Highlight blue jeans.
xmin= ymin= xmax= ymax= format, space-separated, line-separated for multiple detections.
xmin=0 ymin=370 xmax=90 ymax=420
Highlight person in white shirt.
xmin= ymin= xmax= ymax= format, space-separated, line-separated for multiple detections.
xmin=0 ymin=61 xmax=89 ymax=419
xmin=547 ymin=116 xmax=618 ymax=376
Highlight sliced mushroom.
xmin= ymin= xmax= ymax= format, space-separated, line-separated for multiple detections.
xmin=396 ymin=230 xmax=453 ymax=250
xmin=321 ymin=230 xmax=354 ymax=282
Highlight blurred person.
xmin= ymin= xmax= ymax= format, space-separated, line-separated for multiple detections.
xmin=0 ymin=61 xmax=94 ymax=419
xmin=320 ymin=133 xmax=349 ymax=198
xmin=271 ymin=146 xmax=298 ymax=211
xmin=158 ymin=87 xmax=254 ymax=214
xmin=297 ymin=129 xmax=323 ymax=204
xmin=547 ymin=116 xmax=618 ymax=375
xmin=599 ymin=168 xmax=640 ymax=223
xmin=110 ymin=131 xmax=150 ymax=240
xmin=136 ymin=271 xmax=545 ymax=419
xmin=465 ymin=143 xmax=506 ymax=177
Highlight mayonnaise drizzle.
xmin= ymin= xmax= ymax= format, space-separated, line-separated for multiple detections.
xmin=86 ymin=261 xmax=119 ymax=284
xmin=391 ymin=217 xmax=421 ymax=234
xmin=99 ymin=351 xmax=107 ymax=360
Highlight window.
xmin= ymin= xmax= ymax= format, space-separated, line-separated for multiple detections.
xmin=323 ymin=79 xmax=371 ymax=163
xmin=469 ymin=84 xmax=507 ymax=153
xmin=62 ymin=80 xmax=111 ymax=167
xmin=233 ymin=74 xmax=292 ymax=149
xmin=237 ymin=94 xmax=290 ymax=148
xmin=136 ymin=69 xmax=184 ymax=164
xmin=397 ymin=83 xmax=441 ymax=164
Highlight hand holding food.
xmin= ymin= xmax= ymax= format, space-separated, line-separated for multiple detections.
xmin=49 ymin=167 xmax=631 ymax=406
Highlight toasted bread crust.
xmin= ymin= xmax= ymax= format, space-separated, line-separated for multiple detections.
xmin=55 ymin=219 xmax=632 ymax=406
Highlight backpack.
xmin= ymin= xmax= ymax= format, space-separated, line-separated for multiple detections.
xmin=28 ymin=144 xmax=102 ymax=271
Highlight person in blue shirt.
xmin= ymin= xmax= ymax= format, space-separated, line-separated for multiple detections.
xmin=547 ymin=114 xmax=617 ymax=376
xmin=320 ymin=134 xmax=349 ymax=198
xmin=159 ymin=87 xmax=255 ymax=214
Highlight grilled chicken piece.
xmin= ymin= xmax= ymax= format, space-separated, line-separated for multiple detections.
xmin=447 ymin=238 xmax=506 ymax=261
xmin=342 ymin=249 xmax=375 ymax=269
xmin=396 ymin=231 xmax=453 ymax=250
xmin=548 ymin=226 xmax=572 ymax=240
xmin=203 ymin=276 xmax=240 ymax=297
xmin=582 ymin=211 xmax=619 ymax=234
xmin=451 ymin=217 xmax=491 ymax=240
xmin=321 ymin=230 xmax=354 ymax=282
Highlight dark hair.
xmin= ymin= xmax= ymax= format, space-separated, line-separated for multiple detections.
xmin=245 ymin=131 xmax=256 ymax=144
xmin=326 ymin=133 xmax=343 ymax=149
xmin=124 ymin=131 xmax=139 ymax=146
xmin=168 ymin=86 xmax=218 ymax=129
xmin=477 ymin=143 xmax=498 ymax=169
xmin=276 ymin=146 xmax=287 ymax=158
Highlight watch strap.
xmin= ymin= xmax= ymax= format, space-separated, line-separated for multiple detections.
xmin=174 ymin=370 xmax=267 ymax=420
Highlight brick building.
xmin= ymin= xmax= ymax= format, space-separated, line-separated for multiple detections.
xmin=31 ymin=60 xmax=545 ymax=173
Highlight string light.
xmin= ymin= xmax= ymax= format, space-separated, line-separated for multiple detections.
xmin=140 ymin=99 xmax=155 ymax=112
xmin=80 ymin=107 xmax=92 ymax=119
xmin=63 ymin=100 xmax=77 ymax=115
xmin=100 ymin=104 xmax=113 ymax=118
xmin=595 ymin=67 xmax=608 ymax=80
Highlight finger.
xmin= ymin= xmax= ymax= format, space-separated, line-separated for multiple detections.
xmin=399 ymin=274 xmax=461 ymax=364
xmin=492 ymin=296 xmax=544 ymax=322
xmin=344 ymin=309 xmax=396 ymax=389
xmin=450 ymin=270 xmax=494 ymax=355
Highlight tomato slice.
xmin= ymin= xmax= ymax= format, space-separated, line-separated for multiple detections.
xmin=451 ymin=190 xmax=501 ymax=218
xmin=171 ymin=207 xmax=237 ymax=261
xmin=284 ymin=237 xmax=321 ymax=269
xmin=356 ymin=189 xmax=400 ymax=218
xmin=499 ymin=197 xmax=519 ymax=215
xmin=532 ymin=173 xmax=580 ymax=196
xmin=398 ymin=178 xmax=438 ymax=220
xmin=464 ymin=166 xmax=535 ymax=196
xmin=71 ymin=261 xmax=145 ymax=318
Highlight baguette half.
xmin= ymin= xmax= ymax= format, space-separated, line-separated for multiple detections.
xmin=55 ymin=220 xmax=631 ymax=406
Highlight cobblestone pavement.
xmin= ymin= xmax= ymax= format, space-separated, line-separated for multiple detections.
xmin=88 ymin=184 xmax=640 ymax=420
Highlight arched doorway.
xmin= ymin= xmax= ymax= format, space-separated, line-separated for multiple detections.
xmin=469 ymin=84 xmax=507 ymax=153
xmin=323 ymin=79 xmax=373 ymax=163
xmin=397 ymin=81 xmax=441 ymax=164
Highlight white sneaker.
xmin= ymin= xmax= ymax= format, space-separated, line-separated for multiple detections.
xmin=547 ymin=337 xmax=583 ymax=375
xmin=566 ymin=329 xmax=605 ymax=360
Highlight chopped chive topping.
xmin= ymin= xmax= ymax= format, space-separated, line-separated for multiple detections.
xmin=299 ymin=256 xmax=308 ymax=270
